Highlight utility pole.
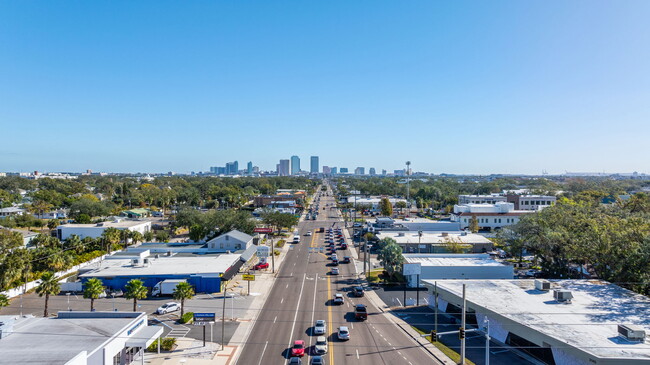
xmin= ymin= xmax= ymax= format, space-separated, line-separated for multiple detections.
xmin=270 ymin=236 xmax=275 ymax=273
xmin=221 ymin=282 xmax=227 ymax=352
xmin=484 ymin=318 xmax=491 ymax=365
xmin=460 ymin=283 xmax=467 ymax=365
xmin=434 ymin=281 xmax=438 ymax=333
xmin=405 ymin=161 xmax=411 ymax=211
xmin=418 ymin=230 xmax=422 ymax=254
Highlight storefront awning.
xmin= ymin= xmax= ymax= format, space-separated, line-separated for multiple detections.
xmin=126 ymin=326 xmax=164 ymax=348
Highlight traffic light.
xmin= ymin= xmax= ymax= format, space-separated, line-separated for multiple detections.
xmin=430 ymin=330 xmax=437 ymax=342
xmin=459 ymin=327 xmax=466 ymax=340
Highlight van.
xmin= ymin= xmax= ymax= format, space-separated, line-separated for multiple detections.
xmin=293 ymin=235 xmax=300 ymax=243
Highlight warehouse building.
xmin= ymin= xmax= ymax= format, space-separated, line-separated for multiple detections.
xmin=423 ymin=279 xmax=650 ymax=365
xmin=56 ymin=219 xmax=152 ymax=241
xmin=0 ymin=311 xmax=162 ymax=365
xmin=402 ymin=254 xmax=513 ymax=287
xmin=376 ymin=231 xmax=493 ymax=253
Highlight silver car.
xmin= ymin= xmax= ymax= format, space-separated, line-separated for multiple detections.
xmin=314 ymin=336 xmax=328 ymax=354
xmin=314 ymin=320 xmax=326 ymax=335
xmin=338 ymin=326 xmax=350 ymax=341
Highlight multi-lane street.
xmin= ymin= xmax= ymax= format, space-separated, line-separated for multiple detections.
xmin=237 ymin=184 xmax=443 ymax=365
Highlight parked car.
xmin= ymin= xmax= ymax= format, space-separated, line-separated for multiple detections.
xmin=338 ymin=326 xmax=350 ymax=341
xmin=314 ymin=320 xmax=326 ymax=335
xmin=342 ymin=256 xmax=351 ymax=264
xmin=331 ymin=267 xmax=339 ymax=275
xmin=156 ymin=302 xmax=180 ymax=315
xmin=253 ymin=262 xmax=269 ymax=270
xmin=291 ymin=340 xmax=305 ymax=357
xmin=305 ymin=231 xmax=312 ymax=236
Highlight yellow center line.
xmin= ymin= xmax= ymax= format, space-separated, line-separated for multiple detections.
xmin=327 ymin=275 xmax=334 ymax=365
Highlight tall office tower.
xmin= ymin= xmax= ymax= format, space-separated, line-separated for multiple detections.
xmin=382 ymin=169 xmax=387 ymax=175
xmin=339 ymin=167 xmax=348 ymax=173
xmin=310 ymin=156 xmax=319 ymax=173
xmin=369 ymin=168 xmax=376 ymax=175
xmin=322 ymin=166 xmax=331 ymax=174
xmin=247 ymin=161 xmax=253 ymax=175
xmin=225 ymin=161 xmax=239 ymax=175
xmin=278 ymin=159 xmax=291 ymax=176
xmin=331 ymin=167 xmax=337 ymax=174
xmin=291 ymin=155 xmax=300 ymax=175
xmin=354 ymin=167 xmax=365 ymax=175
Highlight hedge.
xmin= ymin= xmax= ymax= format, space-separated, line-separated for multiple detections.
xmin=179 ymin=311 xmax=194 ymax=324
xmin=146 ymin=337 xmax=177 ymax=352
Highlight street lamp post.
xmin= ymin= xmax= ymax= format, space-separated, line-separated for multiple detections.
xmin=66 ymin=293 xmax=71 ymax=311
xmin=418 ymin=230 xmax=422 ymax=254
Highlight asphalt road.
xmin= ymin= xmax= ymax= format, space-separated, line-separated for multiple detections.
xmin=237 ymin=184 xmax=444 ymax=365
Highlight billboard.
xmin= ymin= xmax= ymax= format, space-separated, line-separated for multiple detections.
xmin=254 ymin=228 xmax=273 ymax=233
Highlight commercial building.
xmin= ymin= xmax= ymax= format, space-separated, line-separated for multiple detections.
xmin=451 ymin=202 xmax=533 ymax=230
xmin=0 ymin=311 xmax=162 ymax=365
xmin=423 ymin=279 xmax=650 ymax=365
xmin=375 ymin=231 xmax=493 ymax=254
xmin=247 ymin=161 xmax=253 ymax=175
xmin=339 ymin=167 xmax=348 ymax=174
xmin=56 ymin=219 xmax=152 ymax=241
xmin=355 ymin=167 xmax=365 ymax=175
xmin=206 ymin=230 xmax=254 ymax=252
xmin=331 ymin=167 xmax=337 ymax=174
xmin=310 ymin=156 xmax=319 ymax=173
xmin=458 ymin=195 xmax=507 ymax=205
xmin=402 ymin=254 xmax=513 ymax=287
xmin=290 ymin=155 xmax=300 ymax=175
xmin=346 ymin=197 xmax=407 ymax=210
xmin=322 ymin=166 xmax=331 ymax=174
xmin=225 ymin=161 xmax=239 ymax=175
xmin=506 ymin=194 xmax=556 ymax=210
xmin=278 ymin=159 xmax=291 ymax=176
xmin=80 ymin=252 xmax=243 ymax=292
xmin=369 ymin=168 xmax=376 ymax=175
xmin=370 ymin=217 xmax=461 ymax=232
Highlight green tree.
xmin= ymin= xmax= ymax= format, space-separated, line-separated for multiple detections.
xmin=130 ymin=231 xmax=144 ymax=246
xmin=0 ymin=293 xmax=9 ymax=311
xmin=102 ymin=228 xmax=121 ymax=251
xmin=124 ymin=279 xmax=148 ymax=312
xmin=442 ymin=236 xmax=469 ymax=254
xmin=377 ymin=240 xmax=403 ymax=280
xmin=155 ymin=231 xmax=170 ymax=242
xmin=36 ymin=272 xmax=60 ymax=317
xmin=379 ymin=198 xmax=393 ymax=217
xmin=83 ymin=278 xmax=105 ymax=311
xmin=144 ymin=230 xmax=154 ymax=242
xmin=64 ymin=235 xmax=85 ymax=254
xmin=76 ymin=213 xmax=91 ymax=224
xmin=172 ymin=282 xmax=195 ymax=317
xmin=47 ymin=219 xmax=60 ymax=230
xmin=30 ymin=200 xmax=53 ymax=219
xmin=395 ymin=201 xmax=407 ymax=214
xmin=189 ymin=224 xmax=205 ymax=242
xmin=469 ymin=216 xmax=479 ymax=233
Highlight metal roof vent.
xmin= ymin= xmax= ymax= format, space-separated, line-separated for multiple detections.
xmin=553 ymin=289 xmax=573 ymax=303
xmin=397 ymin=232 xmax=405 ymax=237
xmin=618 ymin=325 xmax=646 ymax=342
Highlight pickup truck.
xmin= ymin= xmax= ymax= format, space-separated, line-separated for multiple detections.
xmin=354 ymin=304 xmax=367 ymax=321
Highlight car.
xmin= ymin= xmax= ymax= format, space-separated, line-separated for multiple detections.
xmin=305 ymin=231 xmax=312 ymax=236
xmin=331 ymin=259 xmax=339 ymax=266
xmin=338 ymin=326 xmax=350 ymax=340
xmin=289 ymin=357 xmax=302 ymax=365
xmin=156 ymin=302 xmax=180 ymax=314
xmin=354 ymin=304 xmax=368 ymax=320
xmin=331 ymin=254 xmax=338 ymax=261
xmin=310 ymin=355 xmax=324 ymax=365
xmin=342 ymin=256 xmax=351 ymax=264
xmin=314 ymin=336 xmax=328 ymax=354
xmin=331 ymin=268 xmax=339 ymax=275
xmin=333 ymin=293 xmax=344 ymax=305
xmin=352 ymin=286 xmax=364 ymax=297
xmin=291 ymin=340 xmax=305 ymax=357
xmin=253 ymin=262 xmax=269 ymax=270
xmin=314 ymin=320 xmax=326 ymax=335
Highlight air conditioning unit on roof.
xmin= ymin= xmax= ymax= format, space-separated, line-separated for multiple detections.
xmin=618 ymin=325 xmax=646 ymax=342
xmin=535 ymin=279 xmax=551 ymax=291
xmin=553 ymin=289 xmax=573 ymax=302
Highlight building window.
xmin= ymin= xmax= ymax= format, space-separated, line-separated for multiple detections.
xmin=220 ymin=243 xmax=224 ymax=249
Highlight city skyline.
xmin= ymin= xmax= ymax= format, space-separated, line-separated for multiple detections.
xmin=1 ymin=1 xmax=649 ymax=174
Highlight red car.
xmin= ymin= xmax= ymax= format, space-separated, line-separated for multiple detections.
xmin=253 ymin=262 xmax=269 ymax=270
xmin=291 ymin=340 xmax=305 ymax=357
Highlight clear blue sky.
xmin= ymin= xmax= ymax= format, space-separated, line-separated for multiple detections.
xmin=1 ymin=1 xmax=648 ymax=174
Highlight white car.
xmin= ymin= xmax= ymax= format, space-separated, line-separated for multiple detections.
xmin=333 ymin=293 xmax=344 ymax=305
xmin=156 ymin=302 xmax=180 ymax=314
xmin=305 ymin=231 xmax=312 ymax=236
xmin=338 ymin=326 xmax=350 ymax=341
xmin=314 ymin=320 xmax=326 ymax=335
xmin=314 ymin=336 xmax=328 ymax=354
xmin=331 ymin=268 xmax=339 ymax=275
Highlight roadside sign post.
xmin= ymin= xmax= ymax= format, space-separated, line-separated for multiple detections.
xmin=242 ymin=274 xmax=255 ymax=295
xmin=192 ymin=313 xmax=216 ymax=347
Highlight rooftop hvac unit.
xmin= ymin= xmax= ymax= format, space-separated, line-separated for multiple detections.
xmin=397 ymin=232 xmax=405 ymax=237
xmin=553 ymin=289 xmax=573 ymax=302
xmin=167 ymin=251 xmax=172 ymax=256
xmin=441 ymin=232 xmax=448 ymax=237
xmin=155 ymin=254 xmax=160 ymax=259
xmin=131 ymin=259 xmax=139 ymax=266
xmin=461 ymin=231 xmax=468 ymax=236
xmin=535 ymin=279 xmax=551 ymax=291
xmin=618 ymin=325 xmax=646 ymax=342
xmin=143 ymin=258 xmax=150 ymax=265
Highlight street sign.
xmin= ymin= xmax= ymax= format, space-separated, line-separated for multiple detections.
xmin=403 ymin=263 xmax=422 ymax=276
xmin=193 ymin=312 xmax=216 ymax=326
xmin=242 ymin=274 xmax=255 ymax=281
xmin=254 ymin=227 xmax=273 ymax=233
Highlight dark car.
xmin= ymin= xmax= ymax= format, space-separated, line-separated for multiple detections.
xmin=342 ymin=256 xmax=351 ymax=264
xmin=352 ymin=286 xmax=364 ymax=297
xmin=354 ymin=304 xmax=368 ymax=320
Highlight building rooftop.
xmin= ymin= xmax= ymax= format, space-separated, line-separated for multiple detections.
xmin=376 ymin=231 xmax=491 ymax=245
xmin=58 ymin=219 xmax=151 ymax=229
xmin=80 ymin=253 xmax=241 ymax=278
xmin=0 ymin=312 xmax=150 ymax=364
xmin=403 ymin=254 xmax=507 ymax=267
xmin=424 ymin=279 xmax=650 ymax=360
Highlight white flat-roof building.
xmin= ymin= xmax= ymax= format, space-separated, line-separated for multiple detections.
xmin=451 ymin=202 xmax=534 ymax=230
xmin=346 ymin=197 xmax=407 ymax=210
xmin=402 ymin=254 xmax=513 ymax=287
xmin=56 ymin=219 xmax=152 ymax=241
xmin=0 ymin=311 xmax=162 ymax=365
xmin=423 ymin=279 xmax=650 ymax=365
xmin=458 ymin=194 xmax=507 ymax=205
xmin=376 ymin=231 xmax=493 ymax=253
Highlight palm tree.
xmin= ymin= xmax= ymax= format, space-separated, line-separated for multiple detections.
xmin=83 ymin=278 xmax=105 ymax=311
xmin=35 ymin=272 xmax=60 ymax=317
xmin=172 ymin=282 xmax=195 ymax=317
xmin=0 ymin=294 xmax=9 ymax=311
xmin=124 ymin=279 xmax=148 ymax=312
xmin=130 ymin=231 xmax=143 ymax=246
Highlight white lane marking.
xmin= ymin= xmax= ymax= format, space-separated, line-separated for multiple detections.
xmin=286 ymin=273 xmax=307 ymax=357
xmin=274 ymin=316 xmax=277 ymax=324
xmin=356 ymin=349 xmax=359 ymax=359
xmin=257 ymin=341 xmax=269 ymax=365
xmin=286 ymin=284 xmax=289 ymax=288
xmin=308 ymin=273 xmax=319 ymax=351
xmin=281 ymin=298 xmax=284 ymax=304
xmin=351 ymin=322 xmax=354 ymax=329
